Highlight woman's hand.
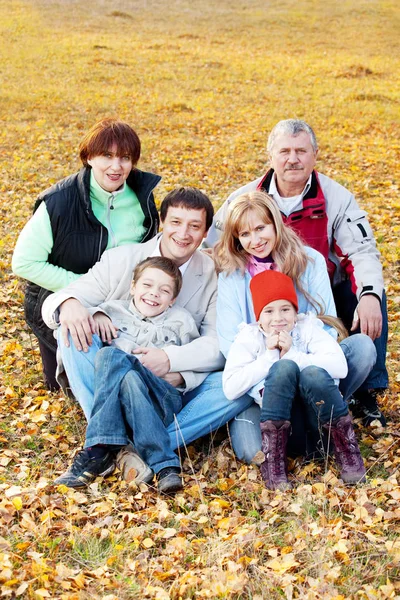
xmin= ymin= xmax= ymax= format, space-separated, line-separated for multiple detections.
xmin=93 ymin=312 xmax=118 ymax=344
xmin=277 ymin=331 xmax=292 ymax=356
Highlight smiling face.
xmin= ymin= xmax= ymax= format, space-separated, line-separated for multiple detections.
xmin=160 ymin=206 xmax=208 ymax=266
xmin=88 ymin=143 xmax=133 ymax=193
xmin=131 ymin=267 xmax=176 ymax=318
xmin=237 ymin=210 xmax=277 ymax=259
xmin=269 ymin=131 xmax=318 ymax=196
xmin=259 ymin=299 xmax=297 ymax=334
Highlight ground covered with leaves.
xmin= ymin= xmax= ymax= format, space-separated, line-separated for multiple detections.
xmin=1 ymin=0 xmax=400 ymax=598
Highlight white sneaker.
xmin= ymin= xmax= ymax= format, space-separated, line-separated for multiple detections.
xmin=116 ymin=445 xmax=153 ymax=484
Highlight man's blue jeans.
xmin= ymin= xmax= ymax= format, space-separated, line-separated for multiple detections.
xmin=57 ymin=330 xmax=254 ymax=451
xmin=57 ymin=330 xmax=375 ymax=465
xmin=85 ymin=346 xmax=184 ymax=473
xmin=333 ymin=280 xmax=388 ymax=390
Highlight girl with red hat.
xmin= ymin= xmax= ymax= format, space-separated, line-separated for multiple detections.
xmin=214 ymin=190 xmax=374 ymax=484
xmin=223 ymin=269 xmax=366 ymax=490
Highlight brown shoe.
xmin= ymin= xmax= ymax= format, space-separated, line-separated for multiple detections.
xmin=260 ymin=420 xmax=292 ymax=491
xmin=324 ymin=414 xmax=366 ymax=484
xmin=116 ymin=445 xmax=153 ymax=484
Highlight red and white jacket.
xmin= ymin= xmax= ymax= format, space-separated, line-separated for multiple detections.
xmin=206 ymin=170 xmax=384 ymax=301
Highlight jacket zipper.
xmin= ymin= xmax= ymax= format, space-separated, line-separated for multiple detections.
xmin=143 ymin=187 xmax=155 ymax=241
xmin=107 ymin=194 xmax=117 ymax=248
xmin=97 ymin=224 xmax=103 ymax=261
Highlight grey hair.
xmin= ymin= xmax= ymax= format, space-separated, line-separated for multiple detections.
xmin=267 ymin=119 xmax=318 ymax=153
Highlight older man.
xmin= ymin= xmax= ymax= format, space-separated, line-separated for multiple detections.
xmin=207 ymin=119 xmax=388 ymax=426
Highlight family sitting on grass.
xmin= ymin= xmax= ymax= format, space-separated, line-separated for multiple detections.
xmin=12 ymin=117 xmax=388 ymax=493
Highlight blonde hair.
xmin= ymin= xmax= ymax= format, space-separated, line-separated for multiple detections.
xmin=214 ymin=191 xmax=324 ymax=313
xmin=318 ymin=315 xmax=349 ymax=342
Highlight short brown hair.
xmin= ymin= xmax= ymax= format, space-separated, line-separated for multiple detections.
xmin=132 ymin=257 xmax=182 ymax=299
xmin=79 ymin=118 xmax=141 ymax=166
xmin=160 ymin=187 xmax=214 ymax=232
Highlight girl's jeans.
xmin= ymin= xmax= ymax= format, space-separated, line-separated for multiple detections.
xmin=231 ymin=333 xmax=376 ymax=462
xmin=260 ymin=360 xmax=348 ymax=424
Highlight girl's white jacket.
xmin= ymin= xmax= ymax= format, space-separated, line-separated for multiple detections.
xmin=222 ymin=313 xmax=348 ymax=404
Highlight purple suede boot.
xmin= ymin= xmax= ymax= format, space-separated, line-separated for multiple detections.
xmin=260 ymin=420 xmax=292 ymax=491
xmin=324 ymin=414 xmax=366 ymax=484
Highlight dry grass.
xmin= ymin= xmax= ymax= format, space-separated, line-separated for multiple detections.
xmin=1 ymin=0 xmax=400 ymax=598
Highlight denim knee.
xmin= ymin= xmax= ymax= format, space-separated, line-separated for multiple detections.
xmin=299 ymin=366 xmax=329 ymax=392
xmin=269 ymin=359 xmax=300 ymax=379
xmin=94 ymin=345 xmax=115 ymax=370
xmin=343 ymin=334 xmax=376 ymax=370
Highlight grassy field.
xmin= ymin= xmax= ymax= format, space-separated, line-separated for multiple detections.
xmin=1 ymin=0 xmax=400 ymax=598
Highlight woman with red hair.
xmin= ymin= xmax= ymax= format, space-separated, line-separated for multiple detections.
xmin=12 ymin=118 xmax=160 ymax=390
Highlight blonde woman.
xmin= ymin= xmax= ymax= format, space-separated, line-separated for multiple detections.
xmin=215 ymin=191 xmax=376 ymax=464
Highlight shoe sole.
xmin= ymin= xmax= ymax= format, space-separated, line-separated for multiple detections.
xmin=341 ymin=473 xmax=366 ymax=485
xmin=123 ymin=465 xmax=154 ymax=484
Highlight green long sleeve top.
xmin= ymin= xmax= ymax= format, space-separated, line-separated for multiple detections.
xmin=12 ymin=171 xmax=146 ymax=292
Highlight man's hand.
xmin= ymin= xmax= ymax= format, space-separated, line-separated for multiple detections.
xmin=59 ymin=298 xmax=96 ymax=351
xmin=162 ymin=372 xmax=184 ymax=388
xmin=351 ymin=295 xmax=382 ymax=340
xmin=132 ymin=347 xmax=171 ymax=377
xmin=277 ymin=331 xmax=292 ymax=357
xmin=93 ymin=312 xmax=118 ymax=344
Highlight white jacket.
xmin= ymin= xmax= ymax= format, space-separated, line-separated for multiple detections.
xmin=223 ymin=314 xmax=348 ymax=404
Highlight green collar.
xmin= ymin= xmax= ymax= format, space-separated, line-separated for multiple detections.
xmin=90 ymin=170 xmax=127 ymax=204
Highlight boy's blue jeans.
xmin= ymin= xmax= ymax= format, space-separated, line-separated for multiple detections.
xmin=85 ymin=346 xmax=184 ymax=474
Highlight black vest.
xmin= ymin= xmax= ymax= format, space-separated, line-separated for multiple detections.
xmin=24 ymin=167 xmax=160 ymax=349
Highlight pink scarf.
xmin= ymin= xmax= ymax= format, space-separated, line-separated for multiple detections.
xmin=247 ymin=255 xmax=277 ymax=278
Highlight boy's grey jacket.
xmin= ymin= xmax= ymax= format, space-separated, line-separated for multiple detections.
xmin=88 ymin=300 xmax=200 ymax=391
xmin=42 ymin=234 xmax=224 ymax=391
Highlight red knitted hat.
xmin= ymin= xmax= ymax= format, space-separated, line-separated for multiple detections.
xmin=250 ymin=270 xmax=299 ymax=320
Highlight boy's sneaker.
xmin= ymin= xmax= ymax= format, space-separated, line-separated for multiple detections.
xmin=353 ymin=389 xmax=387 ymax=427
xmin=157 ymin=467 xmax=183 ymax=494
xmin=54 ymin=449 xmax=116 ymax=489
xmin=116 ymin=445 xmax=153 ymax=484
